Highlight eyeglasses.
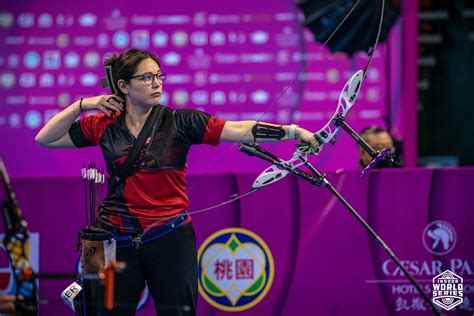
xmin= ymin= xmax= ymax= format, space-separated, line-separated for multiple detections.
xmin=130 ymin=71 xmax=167 ymax=85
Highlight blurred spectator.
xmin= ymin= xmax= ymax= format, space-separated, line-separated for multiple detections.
xmin=358 ymin=126 xmax=403 ymax=168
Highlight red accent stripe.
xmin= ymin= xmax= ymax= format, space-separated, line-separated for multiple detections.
xmin=202 ymin=116 xmax=226 ymax=145
xmin=80 ymin=112 xmax=120 ymax=145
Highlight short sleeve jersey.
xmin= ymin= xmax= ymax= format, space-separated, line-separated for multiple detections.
xmin=68 ymin=105 xmax=226 ymax=233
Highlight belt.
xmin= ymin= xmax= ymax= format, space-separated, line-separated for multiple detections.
xmin=114 ymin=212 xmax=188 ymax=249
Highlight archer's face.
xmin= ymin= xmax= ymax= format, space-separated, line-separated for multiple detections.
xmin=122 ymin=58 xmax=163 ymax=108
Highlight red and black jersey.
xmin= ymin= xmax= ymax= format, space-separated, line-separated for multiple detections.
xmin=68 ymin=105 xmax=226 ymax=233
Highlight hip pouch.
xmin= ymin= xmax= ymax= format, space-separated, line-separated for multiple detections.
xmin=78 ymin=228 xmax=116 ymax=273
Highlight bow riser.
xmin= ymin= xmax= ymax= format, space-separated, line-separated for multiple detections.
xmin=253 ymin=151 xmax=309 ymax=188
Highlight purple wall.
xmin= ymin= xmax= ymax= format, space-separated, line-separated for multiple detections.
xmin=1 ymin=168 xmax=473 ymax=315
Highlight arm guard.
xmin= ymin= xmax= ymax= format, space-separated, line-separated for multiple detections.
xmin=251 ymin=123 xmax=286 ymax=142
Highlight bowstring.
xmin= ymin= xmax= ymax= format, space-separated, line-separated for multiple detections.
xmin=186 ymin=0 xmax=362 ymax=193
xmin=100 ymin=1 xmax=366 ymax=233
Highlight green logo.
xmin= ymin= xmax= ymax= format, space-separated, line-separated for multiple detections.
xmin=198 ymin=227 xmax=274 ymax=311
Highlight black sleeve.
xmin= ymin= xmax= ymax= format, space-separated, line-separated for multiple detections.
xmin=68 ymin=121 xmax=94 ymax=148
xmin=173 ymin=109 xmax=212 ymax=145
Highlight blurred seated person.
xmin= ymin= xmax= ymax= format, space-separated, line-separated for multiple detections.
xmin=358 ymin=126 xmax=404 ymax=168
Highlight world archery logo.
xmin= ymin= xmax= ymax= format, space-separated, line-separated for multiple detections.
xmin=422 ymin=220 xmax=457 ymax=255
xmin=197 ymin=228 xmax=274 ymax=311
xmin=432 ymin=270 xmax=463 ymax=311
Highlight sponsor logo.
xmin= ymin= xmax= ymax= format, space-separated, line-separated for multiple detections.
xmin=152 ymin=31 xmax=168 ymax=48
xmin=43 ymin=50 xmax=61 ymax=69
xmin=366 ymin=68 xmax=380 ymax=82
xmin=326 ymin=69 xmax=340 ymax=83
xmin=208 ymin=14 xmax=241 ymax=25
xmin=228 ymin=91 xmax=247 ymax=104
xmin=97 ymin=33 xmax=109 ymax=48
xmin=73 ymin=36 xmax=94 ymax=47
xmin=276 ymin=50 xmax=290 ymax=65
xmin=193 ymin=12 xmax=207 ymax=27
xmin=80 ymin=73 xmax=98 ymax=86
xmin=57 ymin=73 xmax=75 ymax=87
xmin=38 ymin=13 xmax=53 ymax=28
xmin=19 ymin=73 xmax=36 ymax=88
xmin=7 ymin=54 xmax=20 ymax=68
xmin=24 ymin=51 xmax=41 ymax=69
xmin=210 ymin=91 xmax=226 ymax=105
xmin=172 ymin=31 xmax=188 ymax=47
xmin=113 ymin=31 xmax=130 ymax=48
xmin=132 ymin=30 xmax=150 ymax=49
xmin=210 ymin=32 xmax=225 ymax=46
xmin=156 ymin=15 xmax=190 ymax=25
xmin=0 ymin=72 xmax=16 ymax=88
xmin=9 ymin=113 xmax=21 ymax=128
xmin=56 ymin=14 xmax=74 ymax=27
xmin=57 ymin=93 xmax=71 ymax=107
xmin=84 ymin=52 xmax=100 ymax=68
xmin=57 ymin=33 xmax=70 ymax=48
xmin=79 ymin=13 xmax=97 ymax=27
xmin=172 ymin=90 xmax=189 ymax=107
xmin=193 ymin=72 xmax=207 ymax=86
xmin=39 ymin=73 xmax=54 ymax=87
xmin=423 ymin=220 xmax=457 ymax=256
xmin=25 ymin=110 xmax=42 ymax=129
xmin=0 ymin=12 xmax=14 ymax=28
xmin=198 ymin=228 xmax=274 ymax=311
xmin=432 ymin=270 xmax=463 ymax=311
xmin=18 ymin=13 xmax=34 ymax=28
xmin=162 ymin=52 xmax=181 ymax=66
xmin=64 ymin=52 xmax=80 ymax=68
xmin=186 ymin=49 xmax=211 ymax=69
xmin=190 ymin=31 xmax=208 ymax=46
xmin=130 ymin=14 xmax=154 ymax=26
xmin=191 ymin=90 xmax=208 ymax=105
xmin=228 ymin=32 xmax=246 ymax=45
xmin=365 ymin=87 xmax=380 ymax=103
xmin=240 ymin=53 xmax=273 ymax=63
xmin=250 ymin=31 xmax=269 ymax=44
xmin=251 ymin=90 xmax=269 ymax=104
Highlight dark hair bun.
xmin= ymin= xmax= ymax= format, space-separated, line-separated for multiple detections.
xmin=104 ymin=53 xmax=118 ymax=66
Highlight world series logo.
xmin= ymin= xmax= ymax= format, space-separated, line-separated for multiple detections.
xmin=432 ymin=270 xmax=463 ymax=311
xmin=197 ymin=228 xmax=274 ymax=311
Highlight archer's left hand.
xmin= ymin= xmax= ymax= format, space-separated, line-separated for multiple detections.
xmin=296 ymin=128 xmax=320 ymax=154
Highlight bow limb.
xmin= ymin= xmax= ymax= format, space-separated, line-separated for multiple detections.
xmin=253 ymin=0 xmax=388 ymax=189
xmin=314 ymin=70 xmax=364 ymax=149
xmin=0 ymin=158 xmax=39 ymax=315
xmin=252 ymin=70 xmax=363 ymax=189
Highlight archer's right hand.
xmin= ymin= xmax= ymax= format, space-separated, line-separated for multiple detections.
xmin=80 ymin=95 xmax=124 ymax=117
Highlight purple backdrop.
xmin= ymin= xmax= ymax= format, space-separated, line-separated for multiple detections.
xmin=0 ymin=0 xmax=401 ymax=177
xmin=1 ymin=168 xmax=473 ymax=315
